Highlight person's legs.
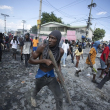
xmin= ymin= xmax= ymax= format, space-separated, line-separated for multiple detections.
xmin=62 ymin=53 xmax=66 ymax=66
xmin=75 ymin=56 xmax=80 ymax=68
xmin=13 ymin=49 xmax=17 ymax=60
xmin=97 ymin=72 xmax=110 ymax=89
xmin=75 ymin=63 xmax=89 ymax=77
xmin=99 ymin=58 xmax=107 ymax=78
xmin=24 ymin=54 xmax=28 ymax=67
xmin=21 ymin=54 xmax=23 ymax=61
xmin=27 ymin=54 xmax=30 ymax=61
xmin=15 ymin=53 xmax=16 ymax=60
xmin=31 ymin=77 xmax=47 ymax=107
xmin=71 ymin=53 xmax=74 ymax=63
xmin=91 ymin=64 xmax=98 ymax=83
xmin=32 ymin=77 xmax=47 ymax=98
xmin=48 ymin=77 xmax=63 ymax=110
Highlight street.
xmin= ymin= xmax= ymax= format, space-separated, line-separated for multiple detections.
xmin=0 ymin=48 xmax=110 ymax=110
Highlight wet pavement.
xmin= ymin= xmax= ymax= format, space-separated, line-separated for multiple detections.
xmin=0 ymin=48 xmax=110 ymax=110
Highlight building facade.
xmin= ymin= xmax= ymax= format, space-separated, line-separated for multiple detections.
xmin=40 ymin=22 xmax=93 ymax=42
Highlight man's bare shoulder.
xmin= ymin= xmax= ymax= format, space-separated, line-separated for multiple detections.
xmin=36 ymin=44 xmax=46 ymax=52
xmin=59 ymin=47 xmax=64 ymax=55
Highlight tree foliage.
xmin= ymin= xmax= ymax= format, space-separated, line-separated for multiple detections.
xmin=92 ymin=28 xmax=105 ymax=41
xmin=30 ymin=25 xmax=37 ymax=34
xmin=41 ymin=12 xmax=63 ymax=24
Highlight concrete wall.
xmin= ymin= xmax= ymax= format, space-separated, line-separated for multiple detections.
xmin=40 ymin=23 xmax=93 ymax=41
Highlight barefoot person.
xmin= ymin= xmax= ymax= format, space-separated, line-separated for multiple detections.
xmin=28 ymin=30 xmax=64 ymax=110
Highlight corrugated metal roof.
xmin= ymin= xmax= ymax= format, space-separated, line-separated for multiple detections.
xmin=41 ymin=22 xmax=93 ymax=32
xmin=41 ymin=22 xmax=86 ymax=28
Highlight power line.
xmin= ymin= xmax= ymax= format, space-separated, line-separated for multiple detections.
xmin=37 ymin=0 xmax=87 ymax=19
xmin=50 ymin=0 xmax=85 ymax=12
xmin=92 ymin=16 xmax=110 ymax=19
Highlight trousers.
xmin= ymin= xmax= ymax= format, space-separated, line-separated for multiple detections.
xmin=32 ymin=76 xmax=63 ymax=110
xmin=24 ymin=54 xmax=30 ymax=67
xmin=97 ymin=71 xmax=110 ymax=89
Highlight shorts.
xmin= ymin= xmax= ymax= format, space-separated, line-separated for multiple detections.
xmin=12 ymin=48 xmax=17 ymax=54
xmin=33 ymin=47 xmax=37 ymax=51
xmin=100 ymin=58 xmax=107 ymax=69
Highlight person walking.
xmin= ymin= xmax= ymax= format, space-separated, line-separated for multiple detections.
xmin=61 ymin=39 xmax=69 ymax=67
xmin=28 ymin=30 xmax=64 ymax=110
xmin=69 ymin=40 xmax=75 ymax=63
xmin=20 ymin=33 xmax=32 ymax=67
xmin=73 ymin=45 xmax=83 ymax=70
xmin=75 ymin=41 xmax=100 ymax=83
xmin=32 ymin=37 xmax=39 ymax=52
xmin=10 ymin=36 xmax=20 ymax=60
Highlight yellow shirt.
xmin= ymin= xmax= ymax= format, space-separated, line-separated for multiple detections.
xmin=86 ymin=47 xmax=96 ymax=65
xmin=75 ymin=49 xmax=83 ymax=56
xmin=33 ymin=39 xmax=39 ymax=47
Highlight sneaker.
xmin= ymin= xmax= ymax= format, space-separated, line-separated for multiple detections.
xmin=62 ymin=65 xmax=66 ymax=67
xmin=31 ymin=97 xmax=37 ymax=107
xmin=75 ymin=67 xmax=79 ymax=70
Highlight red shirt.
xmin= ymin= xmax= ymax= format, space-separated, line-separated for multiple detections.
xmin=100 ymin=46 xmax=109 ymax=62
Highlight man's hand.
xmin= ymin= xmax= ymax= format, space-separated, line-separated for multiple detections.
xmin=44 ymin=59 xmax=53 ymax=66
xmin=57 ymin=77 xmax=64 ymax=83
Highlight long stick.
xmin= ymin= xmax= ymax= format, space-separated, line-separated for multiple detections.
xmin=48 ymin=50 xmax=71 ymax=104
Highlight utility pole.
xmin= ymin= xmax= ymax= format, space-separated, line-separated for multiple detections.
xmin=1 ymin=13 xmax=9 ymax=35
xmin=86 ymin=0 xmax=96 ymax=37
xmin=22 ymin=20 xmax=26 ymax=35
xmin=37 ymin=0 xmax=42 ymax=40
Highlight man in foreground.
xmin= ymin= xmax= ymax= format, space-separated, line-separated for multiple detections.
xmin=29 ymin=30 xmax=64 ymax=110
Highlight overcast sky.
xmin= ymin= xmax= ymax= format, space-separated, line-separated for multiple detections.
xmin=0 ymin=0 xmax=110 ymax=41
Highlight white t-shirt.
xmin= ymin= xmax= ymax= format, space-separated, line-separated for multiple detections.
xmin=23 ymin=41 xmax=32 ymax=54
xmin=62 ymin=42 xmax=69 ymax=53
xmin=10 ymin=40 xmax=20 ymax=49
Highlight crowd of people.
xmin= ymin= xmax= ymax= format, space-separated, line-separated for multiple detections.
xmin=0 ymin=31 xmax=110 ymax=110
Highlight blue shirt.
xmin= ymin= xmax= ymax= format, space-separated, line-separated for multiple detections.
xmin=35 ymin=69 xmax=55 ymax=78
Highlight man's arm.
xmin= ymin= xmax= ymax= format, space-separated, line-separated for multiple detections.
xmin=103 ymin=53 xmax=107 ymax=64
xmin=88 ymin=53 xmax=93 ymax=67
xmin=28 ymin=44 xmax=52 ymax=66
